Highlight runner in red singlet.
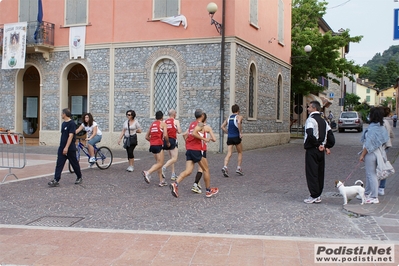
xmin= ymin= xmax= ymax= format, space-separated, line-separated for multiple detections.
xmin=162 ymin=109 xmax=182 ymax=181
xmin=170 ymin=109 xmax=219 ymax=198
xmin=142 ymin=111 xmax=170 ymax=186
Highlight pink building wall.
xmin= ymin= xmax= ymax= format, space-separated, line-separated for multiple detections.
xmin=0 ymin=0 xmax=291 ymax=63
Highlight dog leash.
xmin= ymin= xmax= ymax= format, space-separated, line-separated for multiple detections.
xmin=343 ymin=161 xmax=362 ymax=183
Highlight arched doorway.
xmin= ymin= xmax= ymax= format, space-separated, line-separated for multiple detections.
xmin=22 ymin=66 xmax=40 ymax=138
xmin=68 ymin=64 xmax=88 ymax=125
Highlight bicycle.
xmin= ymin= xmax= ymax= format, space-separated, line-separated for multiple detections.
xmin=68 ymin=137 xmax=113 ymax=173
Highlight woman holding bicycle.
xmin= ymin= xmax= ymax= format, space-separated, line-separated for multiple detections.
xmin=118 ymin=110 xmax=142 ymax=172
xmin=76 ymin=113 xmax=103 ymax=163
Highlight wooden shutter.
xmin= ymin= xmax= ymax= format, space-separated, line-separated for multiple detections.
xmin=154 ymin=0 xmax=167 ymax=19
xmin=66 ymin=0 xmax=87 ymax=25
xmin=250 ymin=0 xmax=258 ymax=26
xmin=19 ymin=0 xmax=38 ymax=22
xmin=278 ymin=0 xmax=284 ymax=43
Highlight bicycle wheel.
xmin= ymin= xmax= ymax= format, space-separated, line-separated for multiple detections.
xmin=68 ymin=148 xmax=80 ymax=173
xmin=95 ymin=146 xmax=113 ymax=170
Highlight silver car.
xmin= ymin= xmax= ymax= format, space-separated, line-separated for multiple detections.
xmin=338 ymin=111 xmax=363 ymax=132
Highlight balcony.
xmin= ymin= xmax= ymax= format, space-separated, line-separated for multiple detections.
xmin=0 ymin=21 xmax=54 ymax=61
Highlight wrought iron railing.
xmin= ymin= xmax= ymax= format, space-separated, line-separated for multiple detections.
xmin=0 ymin=21 xmax=54 ymax=48
xmin=26 ymin=21 xmax=54 ymax=46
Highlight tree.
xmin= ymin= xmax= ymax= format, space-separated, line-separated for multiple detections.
xmin=291 ymin=0 xmax=363 ymax=96
xmin=344 ymin=93 xmax=360 ymax=110
xmin=371 ymin=65 xmax=389 ymax=89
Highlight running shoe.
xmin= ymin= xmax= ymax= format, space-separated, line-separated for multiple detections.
xmin=89 ymin=157 xmax=96 ymax=163
xmin=170 ymin=183 xmax=179 ymax=198
xmin=197 ymin=183 xmax=202 ymax=189
xmin=205 ymin=187 xmax=219 ymax=198
xmin=191 ymin=184 xmax=202 ymax=194
xmin=159 ymin=180 xmax=168 ymax=187
xmin=126 ymin=166 xmax=134 ymax=172
xmin=236 ymin=167 xmax=244 ymax=176
xmin=221 ymin=167 xmax=229 ymax=177
xmin=171 ymin=173 xmax=178 ymax=181
xmin=142 ymin=171 xmax=151 ymax=184
xmin=304 ymin=196 xmax=318 ymax=204
xmin=378 ymin=188 xmax=385 ymax=196
xmin=365 ymin=197 xmax=379 ymax=204
xmin=74 ymin=177 xmax=83 ymax=184
xmin=314 ymin=197 xmax=321 ymax=203
xmin=48 ymin=180 xmax=59 ymax=187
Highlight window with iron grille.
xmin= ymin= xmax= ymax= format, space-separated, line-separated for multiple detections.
xmin=248 ymin=64 xmax=255 ymax=118
xmin=277 ymin=75 xmax=282 ymax=120
xmin=153 ymin=59 xmax=177 ymax=116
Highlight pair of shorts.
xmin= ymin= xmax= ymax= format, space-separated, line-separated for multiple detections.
xmin=227 ymin=137 xmax=241 ymax=146
xmin=185 ymin=150 xmax=203 ymax=163
xmin=149 ymin=145 xmax=163 ymax=154
xmin=88 ymin=135 xmax=102 ymax=146
xmin=201 ymin=150 xmax=207 ymax=158
xmin=163 ymin=138 xmax=178 ymax=150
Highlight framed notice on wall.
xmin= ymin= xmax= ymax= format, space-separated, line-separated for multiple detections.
xmin=26 ymin=97 xmax=38 ymax=118
xmin=71 ymin=96 xmax=83 ymax=115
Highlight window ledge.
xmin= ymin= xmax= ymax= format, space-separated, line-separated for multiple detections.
xmin=249 ymin=23 xmax=259 ymax=30
xmin=60 ymin=22 xmax=91 ymax=28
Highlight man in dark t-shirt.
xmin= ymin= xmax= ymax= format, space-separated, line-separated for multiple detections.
xmin=48 ymin=108 xmax=82 ymax=187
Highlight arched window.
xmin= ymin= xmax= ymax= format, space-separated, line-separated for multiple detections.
xmin=277 ymin=75 xmax=283 ymax=120
xmin=153 ymin=59 xmax=177 ymax=115
xmin=248 ymin=64 xmax=256 ymax=119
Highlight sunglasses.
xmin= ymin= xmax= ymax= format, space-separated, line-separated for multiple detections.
xmin=126 ymin=114 xmax=132 ymax=116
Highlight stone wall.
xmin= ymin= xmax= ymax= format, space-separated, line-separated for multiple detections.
xmin=0 ymin=40 xmax=291 ymax=152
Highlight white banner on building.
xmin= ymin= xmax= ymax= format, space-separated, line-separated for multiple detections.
xmin=2 ymin=22 xmax=27 ymax=70
xmin=69 ymin=26 xmax=86 ymax=59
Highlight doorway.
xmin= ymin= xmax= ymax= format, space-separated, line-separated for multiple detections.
xmin=22 ymin=66 xmax=40 ymax=138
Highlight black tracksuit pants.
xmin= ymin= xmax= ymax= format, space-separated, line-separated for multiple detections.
xmin=305 ymin=147 xmax=325 ymax=198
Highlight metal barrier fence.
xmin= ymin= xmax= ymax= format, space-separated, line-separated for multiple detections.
xmin=0 ymin=132 xmax=26 ymax=183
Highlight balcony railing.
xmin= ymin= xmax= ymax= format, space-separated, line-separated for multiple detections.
xmin=0 ymin=21 xmax=54 ymax=61
xmin=26 ymin=21 xmax=54 ymax=46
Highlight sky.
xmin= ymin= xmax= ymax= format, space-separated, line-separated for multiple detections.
xmin=323 ymin=0 xmax=399 ymax=66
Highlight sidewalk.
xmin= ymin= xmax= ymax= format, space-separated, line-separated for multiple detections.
xmin=1 ymin=134 xmax=399 ymax=265
xmin=1 ymin=225 xmax=396 ymax=266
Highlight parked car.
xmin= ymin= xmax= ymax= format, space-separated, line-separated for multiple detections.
xmin=338 ymin=111 xmax=363 ymax=132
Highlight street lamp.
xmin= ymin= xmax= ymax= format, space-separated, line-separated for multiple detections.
xmin=207 ymin=1 xmax=226 ymax=153
xmin=291 ymin=45 xmax=312 ymax=136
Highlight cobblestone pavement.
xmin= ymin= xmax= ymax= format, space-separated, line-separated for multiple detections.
xmin=1 ymin=129 xmax=399 ymax=243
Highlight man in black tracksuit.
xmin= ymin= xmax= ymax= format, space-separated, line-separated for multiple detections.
xmin=303 ymin=101 xmax=335 ymax=204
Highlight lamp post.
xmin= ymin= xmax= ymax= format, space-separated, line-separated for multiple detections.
xmin=207 ymin=1 xmax=225 ymax=153
xmin=291 ymin=45 xmax=312 ymax=136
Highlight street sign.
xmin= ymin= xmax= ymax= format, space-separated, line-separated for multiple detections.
xmin=329 ymin=92 xmax=334 ymax=98
xmin=394 ymin=9 xmax=399 ymax=40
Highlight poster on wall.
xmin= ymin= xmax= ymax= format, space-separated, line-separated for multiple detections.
xmin=26 ymin=97 xmax=38 ymax=118
xmin=71 ymin=96 xmax=83 ymax=115
xmin=2 ymin=22 xmax=27 ymax=70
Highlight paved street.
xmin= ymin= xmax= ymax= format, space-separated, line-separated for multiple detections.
xmin=1 ymin=124 xmax=399 ymax=265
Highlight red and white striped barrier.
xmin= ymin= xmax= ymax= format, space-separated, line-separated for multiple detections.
xmin=0 ymin=134 xmax=19 ymax=144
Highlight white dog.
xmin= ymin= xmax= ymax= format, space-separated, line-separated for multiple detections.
xmin=335 ymin=180 xmax=366 ymax=205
